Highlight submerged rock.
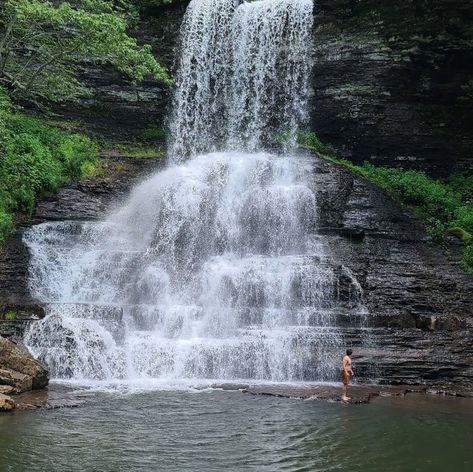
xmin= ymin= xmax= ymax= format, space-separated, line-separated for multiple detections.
xmin=0 ymin=336 xmax=48 ymax=391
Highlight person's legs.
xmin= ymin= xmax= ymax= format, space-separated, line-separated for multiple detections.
xmin=341 ymin=373 xmax=350 ymax=401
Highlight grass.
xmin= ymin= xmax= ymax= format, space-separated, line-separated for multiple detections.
xmin=297 ymin=131 xmax=473 ymax=276
xmin=0 ymin=87 xmax=98 ymax=242
xmin=98 ymin=139 xmax=165 ymax=159
xmin=3 ymin=310 xmax=16 ymax=321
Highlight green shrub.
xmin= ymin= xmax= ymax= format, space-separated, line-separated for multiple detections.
xmin=142 ymin=125 xmax=167 ymax=141
xmin=296 ymin=131 xmax=336 ymax=156
xmin=453 ymin=205 xmax=473 ymax=234
xmin=444 ymin=174 xmax=473 ymax=202
xmin=0 ymin=92 xmax=98 ymax=241
xmin=446 ymin=227 xmax=472 ymax=243
xmin=462 ymin=245 xmax=473 ymax=276
xmin=0 ymin=209 xmax=13 ymax=242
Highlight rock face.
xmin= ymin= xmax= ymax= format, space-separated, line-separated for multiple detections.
xmin=0 ymin=336 xmax=48 ymax=391
xmin=46 ymin=1 xmax=473 ymax=175
xmin=314 ymin=156 xmax=473 ymax=386
xmin=312 ymin=0 xmax=473 ymax=175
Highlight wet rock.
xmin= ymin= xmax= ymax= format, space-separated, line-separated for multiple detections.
xmin=0 ymin=305 xmax=46 ymax=340
xmin=0 ymin=393 xmax=15 ymax=411
xmin=210 ymin=382 xmax=472 ymax=404
xmin=14 ymin=385 xmax=86 ymax=410
xmin=32 ymin=156 xmax=164 ymax=224
xmin=0 ymin=230 xmax=33 ymax=307
xmin=0 ymin=368 xmax=32 ymax=393
xmin=0 ymin=336 xmax=48 ymax=389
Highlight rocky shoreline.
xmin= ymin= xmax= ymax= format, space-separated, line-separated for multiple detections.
xmin=2 ymin=380 xmax=473 ymax=413
xmin=0 ymin=336 xmax=49 ymax=412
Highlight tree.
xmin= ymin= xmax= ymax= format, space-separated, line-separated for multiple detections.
xmin=0 ymin=0 xmax=171 ymax=107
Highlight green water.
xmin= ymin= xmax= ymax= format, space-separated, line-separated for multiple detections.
xmin=0 ymin=390 xmax=472 ymax=471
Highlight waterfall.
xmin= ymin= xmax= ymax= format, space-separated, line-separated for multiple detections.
xmin=169 ymin=0 xmax=314 ymax=160
xmin=23 ymin=0 xmax=365 ymax=385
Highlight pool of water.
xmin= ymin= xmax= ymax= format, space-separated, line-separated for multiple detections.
xmin=1 ymin=390 xmax=472 ymax=471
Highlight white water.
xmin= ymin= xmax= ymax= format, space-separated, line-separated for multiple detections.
xmin=169 ymin=0 xmax=313 ymax=160
xmin=23 ymin=0 xmax=365 ymax=385
xmin=25 ymin=152 xmax=364 ymax=383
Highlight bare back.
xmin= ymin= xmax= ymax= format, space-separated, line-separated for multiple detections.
xmin=342 ymin=355 xmax=352 ymax=373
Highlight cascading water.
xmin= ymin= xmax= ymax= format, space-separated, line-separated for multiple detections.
xmin=23 ymin=0 xmax=365 ymax=385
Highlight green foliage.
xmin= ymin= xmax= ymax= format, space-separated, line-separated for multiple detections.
xmin=142 ymin=125 xmax=167 ymax=141
xmin=274 ymin=130 xmax=336 ymax=156
xmin=443 ymin=174 xmax=473 ymax=202
xmin=101 ymin=142 xmax=165 ymax=158
xmin=3 ymin=310 xmax=16 ymax=321
xmin=462 ymin=245 xmax=473 ymax=276
xmin=0 ymin=210 xmax=13 ymax=240
xmin=0 ymin=87 xmax=98 ymax=241
xmin=446 ymin=227 xmax=472 ymax=243
xmin=299 ymin=131 xmax=473 ymax=276
xmin=297 ymin=131 xmax=336 ymax=156
xmin=0 ymin=0 xmax=171 ymax=107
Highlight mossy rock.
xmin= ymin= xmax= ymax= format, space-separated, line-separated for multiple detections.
xmin=446 ymin=227 xmax=472 ymax=243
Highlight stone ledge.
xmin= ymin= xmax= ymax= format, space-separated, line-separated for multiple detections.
xmin=210 ymin=382 xmax=473 ymax=404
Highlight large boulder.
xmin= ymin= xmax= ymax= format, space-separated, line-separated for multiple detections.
xmin=0 ymin=336 xmax=48 ymax=390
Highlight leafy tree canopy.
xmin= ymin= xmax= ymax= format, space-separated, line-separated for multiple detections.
xmin=0 ymin=0 xmax=171 ymax=107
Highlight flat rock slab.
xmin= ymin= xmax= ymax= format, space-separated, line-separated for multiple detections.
xmin=13 ymin=385 xmax=85 ymax=411
xmin=211 ymin=383 xmax=473 ymax=404
xmin=6 ymin=382 xmax=473 ymax=413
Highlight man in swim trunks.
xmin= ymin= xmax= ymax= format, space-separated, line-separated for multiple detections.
xmin=341 ymin=349 xmax=353 ymax=401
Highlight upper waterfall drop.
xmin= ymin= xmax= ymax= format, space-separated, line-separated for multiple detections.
xmin=169 ymin=0 xmax=314 ymax=161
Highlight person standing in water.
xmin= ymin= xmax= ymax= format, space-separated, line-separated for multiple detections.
xmin=341 ymin=349 xmax=353 ymax=401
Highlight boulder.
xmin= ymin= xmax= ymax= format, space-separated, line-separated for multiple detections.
xmin=0 ymin=336 xmax=48 ymax=389
xmin=0 ymin=368 xmax=33 ymax=393
xmin=0 ymin=393 xmax=15 ymax=412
